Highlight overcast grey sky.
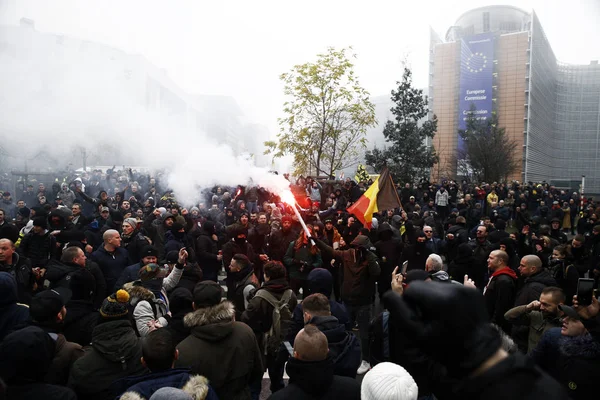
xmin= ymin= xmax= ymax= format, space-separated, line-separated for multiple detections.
xmin=1 ymin=0 xmax=599 ymax=137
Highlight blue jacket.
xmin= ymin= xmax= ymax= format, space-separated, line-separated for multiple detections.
xmin=0 ymin=272 xmax=29 ymax=341
xmin=287 ymin=268 xmax=351 ymax=342
xmin=116 ymin=368 xmax=218 ymax=400
xmin=114 ymin=263 xmax=141 ymax=291
xmin=90 ymin=246 xmax=129 ymax=292
xmin=308 ymin=315 xmax=361 ymax=378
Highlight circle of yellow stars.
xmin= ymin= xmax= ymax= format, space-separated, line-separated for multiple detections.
xmin=466 ymin=52 xmax=487 ymax=73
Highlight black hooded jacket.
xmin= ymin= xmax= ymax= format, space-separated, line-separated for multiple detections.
xmin=269 ymin=356 xmax=360 ymax=400
xmin=306 ymin=316 xmax=361 ymax=379
xmin=195 ymin=221 xmax=221 ymax=282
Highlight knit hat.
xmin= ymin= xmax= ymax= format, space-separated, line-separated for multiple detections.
xmin=361 ymin=362 xmax=418 ymax=400
xmin=149 ymin=387 xmax=193 ymax=400
xmin=32 ymin=216 xmax=48 ymax=229
xmin=138 ymin=263 xmax=164 ymax=281
xmin=18 ymin=207 xmax=31 ymax=218
xmin=140 ymin=245 xmax=159 ymax=261
xmin=99 ymin=290 xmax=130 ymax=320
xmin=192 ymin=281 xmax=223 ymax=308
xmin=123 ymin=218 xmax=138 ymax=229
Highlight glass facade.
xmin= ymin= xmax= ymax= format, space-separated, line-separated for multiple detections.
xmin=431 ymin=7 xmax=600 ymax=192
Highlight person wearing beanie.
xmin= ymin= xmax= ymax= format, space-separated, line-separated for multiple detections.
xmin=270 ymin=325 xmax=361 ymax=400
xmin=115 ymin=244 xmax=159 ymax=291
xmin=176 ymin=281 xmax=264 ymax=400
xmin=143 ymin=208 xmax=174 ymax=262
xmin=314 ymin=234 xmax=379 ymax=375
xmin=165 ymin=287 xmax=194 ymax=345
xmin=195 ymin=220 xmax=222 ymax=283
xmin=268 ymin=214 xmax=298 ymax=262
xmin=222 ymin=225 xmax=258 ymax=300
xmin=121 ymin=217 xmax=150 ymax=265
xmin=63 ymin=268 xmax=100 ymax=347
xmin=18 ymin=215 xmax=56 ymax=269
xmin=68 ymin=289 xmax=148 ymax=400
xmin=361 ymin=362 xmax=418 ymax=400
xmin=164 ymin=222 xmax=195 ymax=264
xmin=125 ymin=248 xmax=188 ymax=337
xmin=0 ymin=326 xmax=77 ymax=400
xmin=115 ymin=329 xmax=218 ymax=400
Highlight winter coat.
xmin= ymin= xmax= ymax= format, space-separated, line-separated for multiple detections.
xmin=531 ymin=328 xmax=600 ymax=400
xmin=121 ymin=232 xmax=150 ymax=265
xmin=230 ymin=268 xmax=260 ymax=321
xmin=241 ymin=278 xmax=297 ymax=355
xmin=269 ymin=356 xmax=361 ymax=400
xmin=44 ymin=260 xmax=82 ymax=289
xmin=0 ymin=220 xmax=19 ymax=243
xmin=504 ymin=306 xmax=561 ymax=353
xmin=435 ymin=190 xmax=449 ymax=207
xmin=374 ymin=224 xmax=404 ymax=294
xmin=44 ymin=332 xmax=84 ymax=385
xmin=0 ymin=271 xmax=29 ymax=341
xmin=468 ymin=239 xmax=492 ymax=288
xmin=0 ymin=252 xmax=33 ymax=304
xmin=18 ymin=230 xmax=56 ymax=267
xmin=399 ymin=242 xmax=432 ymax=272
xmin=195 ymin=230 xmax=221 ymax=282
xmin=63 ymin=299 xmax=99 ymax=346
xmin=287 ymin=269 xmax=351 ymax=342
xmin=484 ymin=267 xmax=517 ymax=334
xmin=125 ymin=271 xmax=183 ymax=337
xmin=68 ymin=320 xmax=147 ymax=400
xmin=452 ymin=352 xmax=570 ymax=400
xmin=115 ymin=262 xmax=142 ymax=291
xmin=116 ymin=370 xmax=218 ymax=400
xmin=269 ymin=228 xmax=298 ymax=262
xmin=307 ymin=315 xmax=361 ymax=378
xmin=284 ymin=241 xmax=323 ymax=281
xmin=444 ymin=223 xmax=468 ymax=262
xmin=514 ymin=269 xmax=557 ymax=307
xmin=316 ymin=239 xmax=380 ymax=306
xmin=90 ymin=245 xmax=130 ymax=293
xmin=58 ymin=189 xmax=76 ymax=208
xmin=175 ymin=301 xmax=264 ymax=400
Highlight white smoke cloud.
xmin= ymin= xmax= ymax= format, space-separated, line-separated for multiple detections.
xmin=0 ymin=24 xmax=291 ymax=205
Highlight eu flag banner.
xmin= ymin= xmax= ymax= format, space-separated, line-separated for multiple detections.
xmin=458 ymin=33 xmax=495 ymax=150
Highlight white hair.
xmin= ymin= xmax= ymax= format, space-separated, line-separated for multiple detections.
xmin=426 ymin=254 xmax=443 ymax=272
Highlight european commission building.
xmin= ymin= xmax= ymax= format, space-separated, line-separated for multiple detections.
xmin=429 ymin=6 xmax=600 ymax=193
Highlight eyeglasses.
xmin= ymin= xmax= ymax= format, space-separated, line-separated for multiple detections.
xmin=424 ymin=230 xmax=432 ymax=233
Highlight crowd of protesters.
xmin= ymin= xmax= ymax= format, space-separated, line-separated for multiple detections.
xmin=0 ymin=167 xmax=598 ymax=400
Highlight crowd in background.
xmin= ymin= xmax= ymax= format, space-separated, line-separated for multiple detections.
xmin=0 ymin=167 xmax=598 ymax=400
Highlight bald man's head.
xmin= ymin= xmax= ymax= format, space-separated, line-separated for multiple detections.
xmin=293 ymin=325 xmax=328 ymax=362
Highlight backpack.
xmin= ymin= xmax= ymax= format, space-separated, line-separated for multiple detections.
xmin=253 ymin=288 xmax=293 ymax=356
xmin=368 ymin=311 xmax=390 ymax=366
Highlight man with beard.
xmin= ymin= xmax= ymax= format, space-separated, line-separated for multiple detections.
xmin=505 ymin=287 xmax=564 ymax=353
xmin=484 ymin=250 xmax=518 ymax=334
xmin=248 ymin=212 xmax=271 ymax=281
xmin=269 ymin=215 xmax=297 ymax=262
xmin=222 ymin=226 xmax=257 ymax=300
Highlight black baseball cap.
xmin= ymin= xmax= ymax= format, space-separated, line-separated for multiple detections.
xmin=30 ymin=287 xmax=72 ymax=323
xmin=558 ymin=304 xmax=580 ymax=320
